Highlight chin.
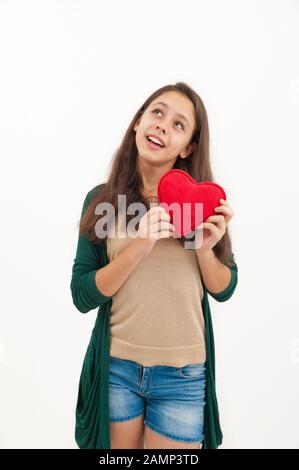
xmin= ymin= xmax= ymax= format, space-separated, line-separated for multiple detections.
xmin=138 ymin=150 xmax=158 ymax=161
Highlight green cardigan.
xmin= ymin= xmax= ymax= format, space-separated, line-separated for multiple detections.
xmin=70 ymin=184 xmax=238 ymax=449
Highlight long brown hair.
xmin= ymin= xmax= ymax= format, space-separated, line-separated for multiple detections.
xmin=79 ymin=82 xmax=236 ymax=268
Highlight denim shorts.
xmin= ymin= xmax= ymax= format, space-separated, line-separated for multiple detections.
xmin=108 ymin=355 xmax=206 ymax=444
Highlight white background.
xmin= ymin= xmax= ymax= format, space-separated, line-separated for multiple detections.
xmin=0 ymin=0 xmax=298 ymax=449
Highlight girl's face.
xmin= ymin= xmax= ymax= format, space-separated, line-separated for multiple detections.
xmin=133 ymin=91 xmax=197 ymax=165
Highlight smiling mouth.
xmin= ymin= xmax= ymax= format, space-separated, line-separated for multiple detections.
xmin=146 ymin=136 xmax=165 ymax=150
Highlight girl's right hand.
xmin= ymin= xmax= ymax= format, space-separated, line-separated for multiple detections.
xmin=134 ymin=206 xmax=175 ymax=258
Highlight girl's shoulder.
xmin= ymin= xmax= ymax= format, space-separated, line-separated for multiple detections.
xmin=81 ymin=182 xmax=107 ymax=216
xmin=86 ymin=182 xmax=107 ymax=201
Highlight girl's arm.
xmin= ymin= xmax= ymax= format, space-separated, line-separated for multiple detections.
xmin=197 ymin=250 xmax=238 ymax=302
xmin=94 ymin=238 xmax=149 ymax=298
xmin=196 ymin=249 xmax=232 ymax=294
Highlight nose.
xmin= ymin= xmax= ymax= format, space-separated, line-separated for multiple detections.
xmin=156 ymin=125 xmax=167 ymax=134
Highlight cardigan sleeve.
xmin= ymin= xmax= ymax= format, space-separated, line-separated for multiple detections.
xmin=205 ymin=252 xmax=238 ymax=302
xmin=70 ymin=186 xmax=112 ymax=314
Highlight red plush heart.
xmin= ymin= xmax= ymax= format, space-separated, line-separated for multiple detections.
xmin=157 ymin=169 xmax=226 ymax=237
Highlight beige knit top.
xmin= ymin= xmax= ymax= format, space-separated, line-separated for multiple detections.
xmin=106 ymin=212 xmax=206 ymax=367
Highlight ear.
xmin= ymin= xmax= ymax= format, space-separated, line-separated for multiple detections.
xmin=180 ymin=142 xmax=197 ymax=159
xmin=133 ymin=111 xmax=143 ymax=132
xmin=133 ymin=119 xmax=140 ymax=132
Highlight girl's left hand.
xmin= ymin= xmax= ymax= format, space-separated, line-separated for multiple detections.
xmin=195 ymin=198 xmax=234 ymax=253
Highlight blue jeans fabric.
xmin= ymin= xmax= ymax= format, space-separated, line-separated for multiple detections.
xmin=108 ymin=355 xmax=206 ymax=444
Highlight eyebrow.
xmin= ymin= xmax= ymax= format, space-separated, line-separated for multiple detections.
xmin=151 ymin=101 xmax=190 ymax=127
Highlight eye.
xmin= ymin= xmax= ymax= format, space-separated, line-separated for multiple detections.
xmin=152 ymin=108 xmax=185 ymax=130
xmin=152 ymin=108 xmax=162 ymax=116
xmin=175 ymin=121 xmax=184 ymax=130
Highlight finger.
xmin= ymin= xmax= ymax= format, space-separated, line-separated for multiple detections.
xmin=155 ymin=212 xmax=172 ymax=222
xmin=150 ymin=221 xmax=175 ymax=234
xmin=158 ymin=230 xmax=175 ymax=239
xmin=151 ymin=206 xmax=171 ymax=217
xmin=206 ymin=215 xmax=225 ymax=221
xmin=214 ymin=205 xmax=231 ymax=214
xmin=218 ymin=218 xmax=226 ymax=231
xmin=205 ymin=215 xmax=226 ymax=228
xmin=197 ymin=222 xmax=219 ymax=235
xmin=149 ymin=206 xmax=169 ymax=215
xmin=219 ymin=198 xmax=228 ymax=205
xmin=148 ymin=208 xmax=171 ymax=222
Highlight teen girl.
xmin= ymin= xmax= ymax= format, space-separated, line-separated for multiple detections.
xmin=75 ymin=82 xmax=237 ymax=449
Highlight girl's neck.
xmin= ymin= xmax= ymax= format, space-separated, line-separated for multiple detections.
xmin=141 ymin=187 xmax=158 ymax=200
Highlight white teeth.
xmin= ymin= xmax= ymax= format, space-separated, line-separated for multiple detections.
xmin=148 ymin=136 xmax=163 ymax=146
